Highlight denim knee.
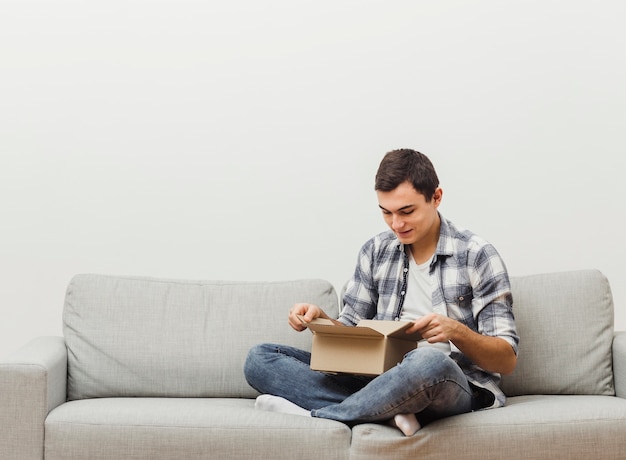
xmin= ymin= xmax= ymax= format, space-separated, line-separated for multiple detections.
xmin=399 ymin=347 xmax=462 ymax=381
xmin=243 ymin=343 xmax=271 ymax=390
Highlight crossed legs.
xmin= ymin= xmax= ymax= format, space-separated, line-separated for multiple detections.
xmin=244 ymin=343 xmax=473 ymax=435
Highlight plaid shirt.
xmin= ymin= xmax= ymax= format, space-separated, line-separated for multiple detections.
xmin=339 ymin=214 xmax=519 ymax=408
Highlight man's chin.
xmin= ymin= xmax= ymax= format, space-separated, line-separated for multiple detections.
xmin=395 ymin=231 xmax=414 ymax=243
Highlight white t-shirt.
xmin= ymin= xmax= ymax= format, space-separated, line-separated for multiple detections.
xmin=400 ymin=253 xmax=452 ymax=354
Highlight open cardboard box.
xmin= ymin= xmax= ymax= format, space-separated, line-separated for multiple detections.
xmin=299 ymin=317 xmax=423 ymax=375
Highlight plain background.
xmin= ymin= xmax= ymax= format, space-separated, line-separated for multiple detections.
xmin=1 ymin=1 xmax=625 ymax=357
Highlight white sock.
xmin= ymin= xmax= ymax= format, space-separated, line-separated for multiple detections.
xmin=254 ymin=394 xmax=311 ymax=417
xmin=392 ymin=413 xmax=421 ymax=436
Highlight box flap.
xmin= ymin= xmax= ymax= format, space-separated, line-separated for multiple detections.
xmin=303 ymin=317 xmax=384 ymax=338
xmin=357 ymin=320 xmax=423 ymax=341
xmin=300 ymin=317 xmax=422 ymax=341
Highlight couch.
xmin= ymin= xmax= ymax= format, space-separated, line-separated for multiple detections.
xmin=1 ymin=269 xmax=625 ymax=459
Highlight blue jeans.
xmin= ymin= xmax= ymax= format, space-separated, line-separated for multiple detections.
xmin=244 ymin=343 xmax=473 ymax=425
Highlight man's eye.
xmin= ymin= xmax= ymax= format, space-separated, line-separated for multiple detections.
xmin=401 ymin=210 xmax=414 ymax=215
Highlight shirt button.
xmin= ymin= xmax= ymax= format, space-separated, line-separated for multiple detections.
xmin=403 ymin=268 xmax=408 ymax=273
xmin=401 ymin=291 xmax=405 ymax=296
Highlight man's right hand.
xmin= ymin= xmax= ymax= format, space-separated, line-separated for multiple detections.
xmin=288 ymin=303 xmax=326 ymax=331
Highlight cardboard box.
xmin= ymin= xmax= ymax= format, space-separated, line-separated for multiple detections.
xmin=300 ymin=317 xmax=423 ymax=375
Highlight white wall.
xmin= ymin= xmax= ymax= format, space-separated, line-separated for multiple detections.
xmin=1 ymin=1 xmax=625 ymax=356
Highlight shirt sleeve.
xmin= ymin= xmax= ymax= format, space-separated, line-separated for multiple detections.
xmin=339 ymin=239 xmax=379 ymax=326
xmin=470 ymin=243 xmax=520 ymax=355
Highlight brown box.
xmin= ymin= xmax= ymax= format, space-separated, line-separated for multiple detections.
xmin=301 ymin=317 xmax=423 ymax=375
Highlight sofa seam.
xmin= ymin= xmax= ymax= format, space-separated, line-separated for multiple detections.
xmin=46 ymin=420 xmax=351 ymax=432
xmin=75 ymin=274 xmax=332 ymax=288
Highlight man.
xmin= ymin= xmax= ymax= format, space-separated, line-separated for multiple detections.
xmin=244 ymin=149 xmax=518 ymax=436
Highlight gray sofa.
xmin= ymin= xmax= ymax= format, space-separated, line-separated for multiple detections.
xmin=1 ymin=269 xmax=625 ymax=459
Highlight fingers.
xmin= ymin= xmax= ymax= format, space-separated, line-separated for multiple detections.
xmin=409 ymin=313 xmax=435 ymax=333
xmin=409 ymin=313 xmax=441 ymax=342
xmin=288 ymin=303 xmax=320 ymax=331
xmin=411 ymin=314 xmax=460 ymax=344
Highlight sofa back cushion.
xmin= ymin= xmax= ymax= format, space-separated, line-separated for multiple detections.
xmin=501 ymin=269 xmax=614 ymax=396
xmin=63 ymin=274 xmax=339 ymax=400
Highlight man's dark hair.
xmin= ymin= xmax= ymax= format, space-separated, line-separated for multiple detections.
xmin=375 ymin=149 xmax=440 ymax=201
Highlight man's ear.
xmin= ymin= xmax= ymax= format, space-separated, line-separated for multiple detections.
xmin=433 ymin=187 xmax=443 ymax=206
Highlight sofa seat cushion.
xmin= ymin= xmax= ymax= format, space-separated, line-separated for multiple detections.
xmin=349 ymin=395 xmax=626 ymax=460
xmin=45 ymin=398 xmax=350 ymax=460
xmin=63 ymin=275 xmax=339 ymax=400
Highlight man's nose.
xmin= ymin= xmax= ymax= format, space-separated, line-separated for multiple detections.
xmin=392 ymin=215 xmax=404 ymax=229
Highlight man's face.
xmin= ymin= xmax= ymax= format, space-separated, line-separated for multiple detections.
xmin=377 ymin=181 xmax=442 ymax=246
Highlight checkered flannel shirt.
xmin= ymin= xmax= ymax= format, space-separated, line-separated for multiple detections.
xmin=339 ymin=214 xmax=519 ymax=408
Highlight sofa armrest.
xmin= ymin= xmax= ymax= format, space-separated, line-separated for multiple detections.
xmin=613 ymin=331 xmax=626 ymax=398
xmin=0 ymin=336 xmax=67 ymax=460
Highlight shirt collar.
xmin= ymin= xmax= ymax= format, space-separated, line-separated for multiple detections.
xmin=435 ymin=213 xmax=455 ymax=258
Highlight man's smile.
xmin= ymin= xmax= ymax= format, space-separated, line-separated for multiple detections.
xmin=396 ymin=229 xmax=413 ymax=238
